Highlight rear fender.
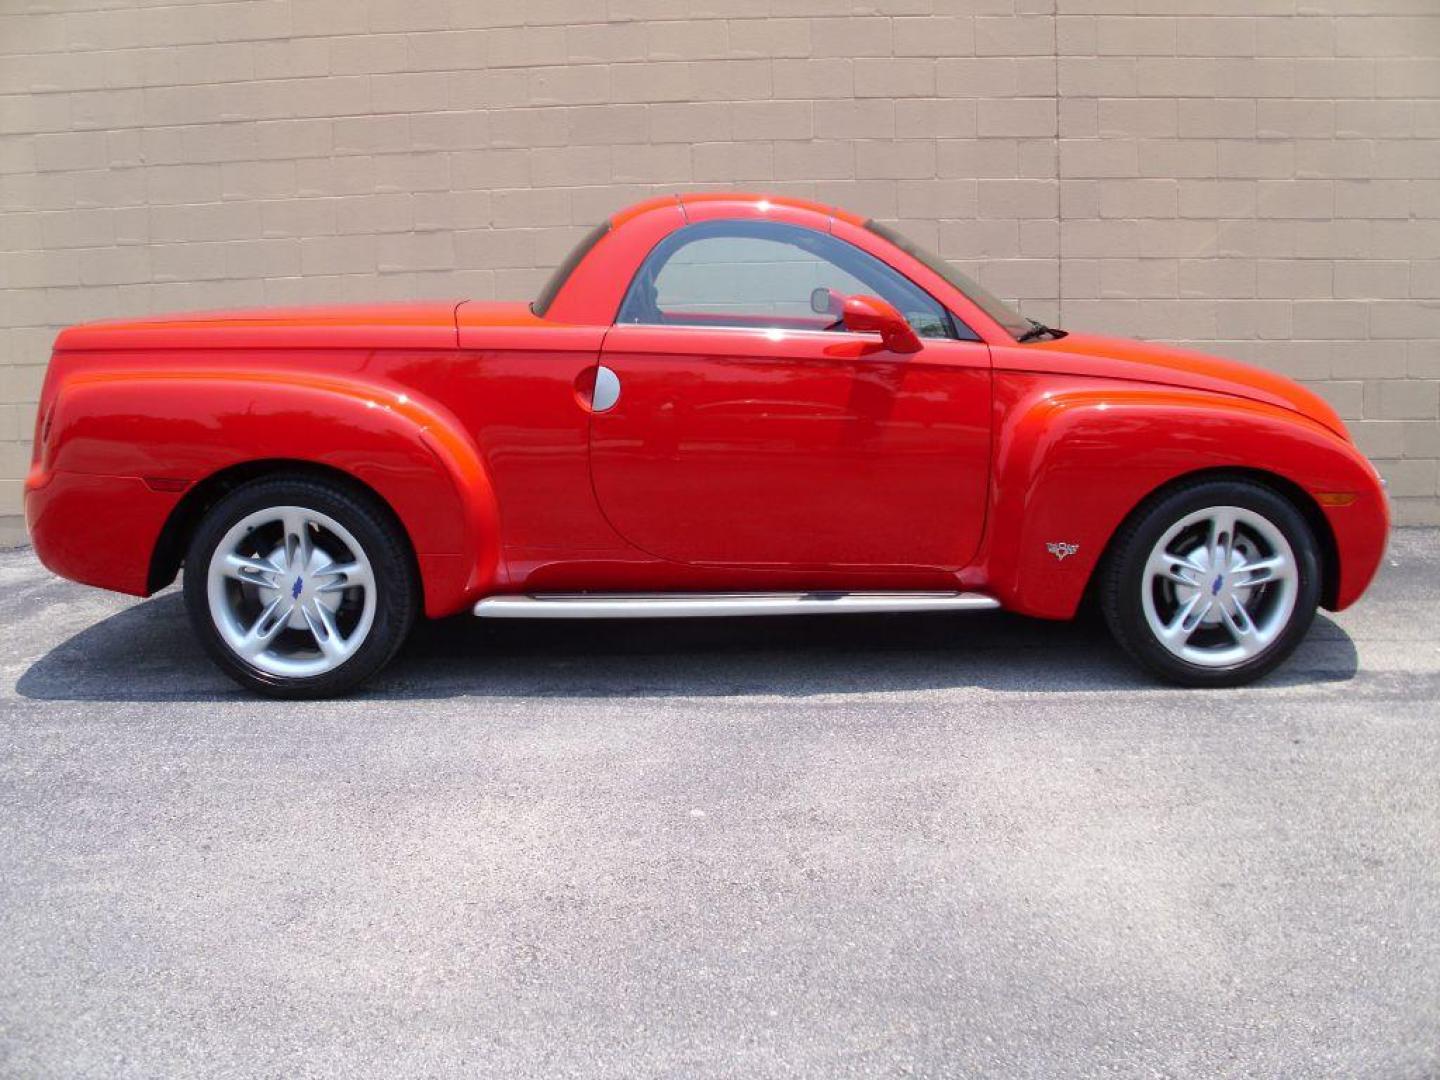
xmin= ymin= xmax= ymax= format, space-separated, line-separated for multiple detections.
xmin=979 ymin=375 xmax=1388 ymax=618
xmin=48 ymin=370 xmax=498 ymax=616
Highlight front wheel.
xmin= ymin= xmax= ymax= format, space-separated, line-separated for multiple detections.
xmin=1100 ymin=479 xmax=1322 ymax=688
xmin=183 ymin=476 xmax=418 ymax=698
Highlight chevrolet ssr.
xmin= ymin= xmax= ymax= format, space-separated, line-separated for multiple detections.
xmin=26 ymin=193 xmax=1389 ymax=696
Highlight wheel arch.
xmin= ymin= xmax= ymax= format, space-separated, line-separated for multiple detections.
xmin=43 ymin=370 xmax=500 ymax=617
xmin=978 ymin=382 xmax=1377 ymax=620
xmin=1078 ymin=466 xmax=1342 ymax=615
xmin=147 ymin=459 xmax=422 ymax=597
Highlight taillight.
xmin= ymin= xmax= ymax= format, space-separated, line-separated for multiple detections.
xmin=32 ymin=400 xmax=56 ymax=468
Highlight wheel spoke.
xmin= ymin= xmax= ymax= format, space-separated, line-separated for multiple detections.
xmin=1208 ymin=508 xmax=1238 ymax=569
xmin=301 ymin=600 xmax=347 ymax=661
xmin=1147 ymin=542 xmax=1206 ymax=587
xmin=314 ymin=560 xmax=372 ymax=593
xmin=1235 ymin=554 xmax=1288 ymax=586
xmin=281 ymin=509 xmax=312 ymax=570
xmin=222 ymin=552 xmax=281 ymax=586
xmin=1218 ymin=597 xmax=1259 ymax=650
xmin=238 ymin=595 xmax=292 ymax=658
xmin=1157 ymin=562 xmax=1202 ymax=587
xmin=1162 ymin=592 xmax=1209 ymax=641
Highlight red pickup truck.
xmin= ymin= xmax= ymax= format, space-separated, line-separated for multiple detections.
xmin=26 ymin=193 xmax=1388 ymax=697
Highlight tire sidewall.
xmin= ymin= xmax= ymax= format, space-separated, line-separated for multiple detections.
xmin=183 ymin=478 xmax=416 ymax=698
xmin=1106 ymin=480 xmax=1322 ymax=687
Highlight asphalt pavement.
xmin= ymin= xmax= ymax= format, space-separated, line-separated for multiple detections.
xmin=1 ymin=530 xmax=1437 ymax=1078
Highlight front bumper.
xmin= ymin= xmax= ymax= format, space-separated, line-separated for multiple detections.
xmin=1320 ymin=467 xmax=1391 ymax=612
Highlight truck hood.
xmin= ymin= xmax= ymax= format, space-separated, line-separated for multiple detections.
xmin=54 ymin=301 xmax=474 ymax=351
xmin=1012 ymin=332 xmax=1349 ymax=439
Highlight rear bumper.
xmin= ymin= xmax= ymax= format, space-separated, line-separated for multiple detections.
xmin=25 ymin=466 xmax=182 ymax=597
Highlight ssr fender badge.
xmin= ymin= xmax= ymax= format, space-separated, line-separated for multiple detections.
xmin=1046 ymin=541 xmax=1080 ymax=562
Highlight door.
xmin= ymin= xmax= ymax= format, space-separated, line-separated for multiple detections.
xmin=587 ymin=219 xmax=992 ymax=571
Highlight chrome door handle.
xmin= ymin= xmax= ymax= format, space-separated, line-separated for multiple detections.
xmin=592 ymin=365 xmax=621 ymax=412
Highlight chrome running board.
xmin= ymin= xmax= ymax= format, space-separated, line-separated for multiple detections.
xmin=473 ymin=591 xmax=1000 ymax=619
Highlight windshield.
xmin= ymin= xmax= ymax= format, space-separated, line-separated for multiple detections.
xmin=864 ymin=219 xmax=1032 ymax=339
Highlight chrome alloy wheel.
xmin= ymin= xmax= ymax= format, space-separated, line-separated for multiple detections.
xmin=1140 ymin=505 xmax=1299 ymax=669
xmin=205 ymin=505 xmax=376 ymax=679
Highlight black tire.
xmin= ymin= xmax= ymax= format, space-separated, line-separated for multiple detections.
xmin=1100 ymin=478 xmax=1322 ymax=688
xmin=183 ymin=475 xmax=418 ymax=698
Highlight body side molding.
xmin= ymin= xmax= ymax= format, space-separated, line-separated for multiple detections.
xmin=474 ymin=591 xmax=1000 ymax=618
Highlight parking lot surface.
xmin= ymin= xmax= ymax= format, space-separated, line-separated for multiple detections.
xmin=1 ymin=531 xmax=1437 ymax=1078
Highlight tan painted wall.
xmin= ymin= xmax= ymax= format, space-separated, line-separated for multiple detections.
xmin=2 ymin=0 xmax=1438 ymax=547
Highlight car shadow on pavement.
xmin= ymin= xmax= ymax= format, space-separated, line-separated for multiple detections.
xmin=16 ymin=590 xmax=1360 ymax=702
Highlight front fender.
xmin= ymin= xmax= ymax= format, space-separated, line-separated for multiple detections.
xmin=977 ymin=374 xmax=1389 ymax=619
xmin=42 ymin=368 xmax=499 ymax=616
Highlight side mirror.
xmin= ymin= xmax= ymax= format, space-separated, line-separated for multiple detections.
xmin=841 ymin=294 xmax=922 ymax=354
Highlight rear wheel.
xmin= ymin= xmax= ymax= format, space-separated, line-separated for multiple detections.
xmin=183 ymin=476 xmax=417 ymax=698
xmin=1101 ymin=479 xmax=1321 ymax=687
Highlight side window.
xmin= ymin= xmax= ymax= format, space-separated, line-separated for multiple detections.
xmin=656 ymin=235 xmax=868 ymax=322
xmin=618 ymin=220 xmax=966 ymax=340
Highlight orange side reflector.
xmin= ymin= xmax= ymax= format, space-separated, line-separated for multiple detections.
xmin=143 ymin=477 xmax=191 ymax=493
xmin=1315 ymin=492 xmax=1358 ymax=507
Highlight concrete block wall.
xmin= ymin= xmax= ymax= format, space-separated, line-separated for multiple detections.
xmin=2 ymin=0 xmax=1437 ymax=547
